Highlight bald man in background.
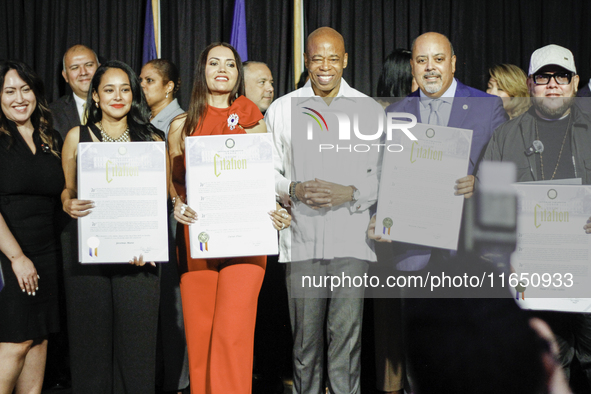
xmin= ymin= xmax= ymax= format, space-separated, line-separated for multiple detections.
xmin=244 ymin=61 xmax=274 ymax=114
xmin=50 ymin=44 xmax=99 ymax=138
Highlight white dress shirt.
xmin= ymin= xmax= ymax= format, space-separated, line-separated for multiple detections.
xmin=265 ymin=79 xmax=380 ymax=263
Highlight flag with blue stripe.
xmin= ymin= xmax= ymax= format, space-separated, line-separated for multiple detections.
xmin=230 ymin=0 xmax=248 ymax=61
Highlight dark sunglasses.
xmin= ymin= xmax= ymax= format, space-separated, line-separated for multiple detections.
xmin=532 ymin=72 xmax=574 ymax=85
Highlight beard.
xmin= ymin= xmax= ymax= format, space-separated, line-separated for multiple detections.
xmin=422 ymin=72 xmax=442 ymax=94
xmin=531 ymin=95 xmax=575 ymax=119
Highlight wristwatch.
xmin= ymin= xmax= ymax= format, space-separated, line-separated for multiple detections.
xmin=289 ymin=181 xmax=301 ymax=202
xmin=350 ymin=186 xmax=360 ymax=202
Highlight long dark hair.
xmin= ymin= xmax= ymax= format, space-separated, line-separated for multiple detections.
xmin=0 ymin=60 xmax=59 ymax=156
xmin=182 ymin=42 xmax=245 ymax=137
xmin=376 ymin=49 xmax=413 ymax=98
xmin=144 ymin=58 xmax=181 ymax=97
xmin=86 ymin=60 xmax=164 ymax=141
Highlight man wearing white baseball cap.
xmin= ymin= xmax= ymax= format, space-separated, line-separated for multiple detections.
xmin=481 ymin=43 xmax=591 ymax=385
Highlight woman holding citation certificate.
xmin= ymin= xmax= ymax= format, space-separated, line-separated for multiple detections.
xmin=61 ymin=60 xmax=165 ymax=394
xmin=167 ymin=42 xmax=291 ymax=394
xmin=0 ymin=61 xmax=64 ymax=394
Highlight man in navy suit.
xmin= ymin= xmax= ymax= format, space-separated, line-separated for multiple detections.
xmin=367 ymin=32 xmax=508 ymax=394
xmin=397 ymin=32 xmax=507 ymax=176
xmin=50 ymin=45 xmax=99 ymax=138
xmin=372 ymin=32 xmax=508 ymax=271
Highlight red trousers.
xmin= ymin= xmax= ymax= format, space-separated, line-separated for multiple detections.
xmin=179 ymin=255 xmax=266 ymax=394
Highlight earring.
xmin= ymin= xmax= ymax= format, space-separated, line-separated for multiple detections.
xmin=95 ymin=101 xmax=99 ymax=108
xmin=166 ymin=91 xmax=169 ymax=99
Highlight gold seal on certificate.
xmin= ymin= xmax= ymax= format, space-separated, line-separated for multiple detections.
xmin=198 ymin=232 xmax=210 ymax=252
xmin=382 ymin=217 xmax=393 ymax=235
xmin=198 ymin=232 xmax=210 ymax=243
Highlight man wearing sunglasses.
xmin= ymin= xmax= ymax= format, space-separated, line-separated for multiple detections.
xmin=483 ymin=44 xmax=585 ymax=181
xmin=481 ymin=44 xmax=591 ymax=386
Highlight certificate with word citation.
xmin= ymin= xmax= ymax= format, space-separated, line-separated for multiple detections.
xmin=511 ymin=184 xmax=591 ymax=312
xmin=185 ymin=134 xmax=278 ymax=258
xmin=77 ymin=142 xmax=169 ymax=263
xmin=376 ymin=123 xmax=473 ymax=250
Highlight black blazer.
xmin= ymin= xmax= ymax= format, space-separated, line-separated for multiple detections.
xmin=49 ymin=94 xmax=81 ymax=139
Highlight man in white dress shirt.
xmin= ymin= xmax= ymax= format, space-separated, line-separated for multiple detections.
xmin=265 ymin=27 xmax=380 ymax=394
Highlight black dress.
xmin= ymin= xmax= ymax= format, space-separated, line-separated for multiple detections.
xmin=0 ymin=122 xmax=64 ymax=342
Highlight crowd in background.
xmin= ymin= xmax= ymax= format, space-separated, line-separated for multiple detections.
xmin=1 ymin=24 xmax=590 ymax=394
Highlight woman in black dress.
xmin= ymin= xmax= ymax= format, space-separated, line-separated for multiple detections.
xmin=61 ymin=60 xmax=164 ymax=394
xmin=0 ymin=61 xmax=64 ymax=394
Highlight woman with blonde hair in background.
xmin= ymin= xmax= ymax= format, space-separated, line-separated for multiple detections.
xmin=486 ymin=64 xmax=530 ymax=119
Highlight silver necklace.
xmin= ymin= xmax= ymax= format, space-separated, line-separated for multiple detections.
xmin=534 ymin=115 xmax=572 ymax=181
xmin=98 ymin=121 xmax=130 ymax=142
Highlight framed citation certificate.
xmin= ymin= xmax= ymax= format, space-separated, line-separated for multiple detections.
xmin=77 ymin=141 xmax=168 ymax=263
xmin=185 ymin=133 xmax=278 ymax=258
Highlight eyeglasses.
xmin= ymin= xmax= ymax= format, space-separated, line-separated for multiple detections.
xmin=532 ymin=72 xmax=574 ymax=85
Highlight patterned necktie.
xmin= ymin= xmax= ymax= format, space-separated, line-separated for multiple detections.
xmin=428 ymin=99 xmax=442 ymax=126
xmin=81 ymin=103 xmax=87 ymax=125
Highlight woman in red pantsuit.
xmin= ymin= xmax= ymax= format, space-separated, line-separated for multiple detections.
xmin=167 ymin=42 xmax=291 ymax=394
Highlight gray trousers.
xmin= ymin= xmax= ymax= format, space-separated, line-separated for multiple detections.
xmin=286 ymin=258 xmax=369 ymax=394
